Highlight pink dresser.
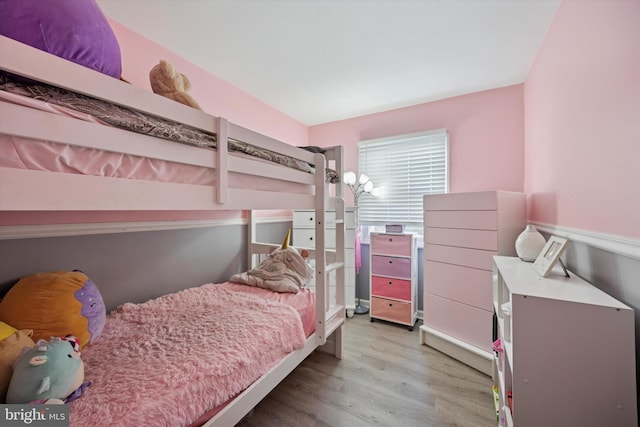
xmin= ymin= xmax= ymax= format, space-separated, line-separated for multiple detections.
xmin=370 ymin=232 xmax=418 ymax=330
xmin=421 ymin=191 xmax=525 ymax=374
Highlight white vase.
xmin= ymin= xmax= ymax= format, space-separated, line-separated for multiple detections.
xmin=515 ymin=225 xmax=546 ymax=262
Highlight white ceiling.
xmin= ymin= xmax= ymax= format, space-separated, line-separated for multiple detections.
xmin=97 ymin=0 xmax=559 ymax=126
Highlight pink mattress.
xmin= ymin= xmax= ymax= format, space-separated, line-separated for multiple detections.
xmin=0 ymin=88 xmax=313 ymax=193
xmin=0 ymin=77 xmax=340 ymax=184
xmin=70 ymin=281 xmax=315 ymax=427
xmin=0 ymin=134 xmax=312 ymax=194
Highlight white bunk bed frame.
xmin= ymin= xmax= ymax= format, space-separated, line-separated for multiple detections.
xmin=0 ymin=35 xmax=346 ymax=426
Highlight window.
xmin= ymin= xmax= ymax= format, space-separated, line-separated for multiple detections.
xmin=358 ymin=129 xmax=449 ymax=240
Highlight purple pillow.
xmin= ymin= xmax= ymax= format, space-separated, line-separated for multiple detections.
xmin=0 ymin=0 xmax=122 ymax=79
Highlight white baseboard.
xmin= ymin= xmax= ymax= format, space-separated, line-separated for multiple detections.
xmin=419 ymin=325 xmax=492 ymax=376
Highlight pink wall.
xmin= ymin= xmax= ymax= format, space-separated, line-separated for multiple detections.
xmin=309 ymin=85 xmax=525 ymax=205
xmin=109 ymin=20 xmax=308 ymax=146
xmin=524 ymin=0 xmax=640 ymax=239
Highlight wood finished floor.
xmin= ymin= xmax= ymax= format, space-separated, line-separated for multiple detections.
xmin=238 ymin=315 xmax=496 ymax=427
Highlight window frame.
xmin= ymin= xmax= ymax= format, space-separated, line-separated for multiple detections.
xmin=357 ymin=129 xmax=449 ymax=242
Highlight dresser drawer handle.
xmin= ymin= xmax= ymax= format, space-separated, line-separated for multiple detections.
xmin=308 ymin=237 xmax=314 ymax=241
xmin=388 ymin=260 xmax=393 ymax=264
xmin=388 ymin=281 xmax=393 ymax=285
xmin=388 ymin=238 xmax=393 ymax=242
xmin=388 ymin=303 xmax=393 ymax=307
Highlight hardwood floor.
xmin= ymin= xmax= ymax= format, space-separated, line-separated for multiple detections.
xmin=238 ymin=315 xmax=497 ymax=427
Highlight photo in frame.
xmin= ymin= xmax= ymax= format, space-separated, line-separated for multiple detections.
xmin=533 ymin=236 xmax=569 ymax=278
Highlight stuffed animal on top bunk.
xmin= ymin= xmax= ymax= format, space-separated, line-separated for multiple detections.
xmin=149 ymin=59 xmax=203 ymax=110
xmin=5 ymin=335 xmax=91 ymax=404
xmin=230 ymin=229 xmax=312 ymax=293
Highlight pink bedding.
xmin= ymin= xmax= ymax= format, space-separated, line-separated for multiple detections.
xmin=0 ymin=134 xmax=313 ymax=194
xmin=223 ymin=282 xmax=316 ymax=337
xmin=70 ymin=282 xmax=315 ymax=427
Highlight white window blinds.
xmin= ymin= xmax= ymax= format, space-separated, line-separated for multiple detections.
xmin=358 ymin=129 xmax=449 ymax=226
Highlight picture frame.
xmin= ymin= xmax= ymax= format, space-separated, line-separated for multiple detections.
xmin=533 ymin=236 xmax=569 ymax=278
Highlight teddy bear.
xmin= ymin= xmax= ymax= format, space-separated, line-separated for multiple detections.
xmin=149 ymin=60 xmax=202 ymax=110
xmin=6 ymin=336 xmax=90 ymax=404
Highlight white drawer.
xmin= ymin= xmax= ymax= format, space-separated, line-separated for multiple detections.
xmin=424 ymin=260 xmax=493 ymax=311
xmin=423 ymin=292 xmax=493 ymax=353
xmin=424 ymin=227 xmax=497 ymax=251
xmin=424 ymin=244 xmax=495 ymax=271
xmin=293 ymin=229 xmax=355 ymax=250
xmin=293 ymin=210 xmax=356 ymax=229
xmin=292 ymin=210 xmax=336 ymax=228
xmin=424 ymin=210 xmax=497 ymax=230
xmin=424 ymin=191 xmax=497 ymax=211
xmin=293 ymin=229 xmax=333 ymax=249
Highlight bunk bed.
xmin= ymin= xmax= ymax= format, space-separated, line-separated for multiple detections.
xmin=0 ymin=35 xmax=347 ymax=426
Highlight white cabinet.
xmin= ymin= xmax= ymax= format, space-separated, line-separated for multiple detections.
xmin=421 ymin=191 xmax=525 ymax=375
xmin=293 ymin=208 xmax=356 ymax=317
xmin=493 ymin=256 xmax=637 ymax=427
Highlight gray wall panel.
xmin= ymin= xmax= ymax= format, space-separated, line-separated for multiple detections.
xmin=562 ymin=239 xmax=640 ymax=410
xmin=0 ymin=221 xmax=292 ymax=312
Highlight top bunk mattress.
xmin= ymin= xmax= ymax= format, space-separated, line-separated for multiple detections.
xmin=0 ymin=73 xmax=338 ymax=183
xmin=0 ymin=73 xmax=339 ymax=188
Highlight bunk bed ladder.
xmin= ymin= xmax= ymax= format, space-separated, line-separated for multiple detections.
xmin=314 ymin=148 xmax=346 ymax=358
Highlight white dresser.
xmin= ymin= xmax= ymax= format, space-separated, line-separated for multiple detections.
xmin=493 ymin=256 xmax=636 ymax=427
xmin=421 ymin=191 xmax=525 ymax=375
xmin=292 ymin=208 xmax=356 ymax=317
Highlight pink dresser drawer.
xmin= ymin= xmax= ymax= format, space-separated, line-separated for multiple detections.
xmin=371 ymin=276 xmax=411 ymax=300
xmin=424 ymin=227 xmax=497 ymax=250
xmin=424 ymin=244 xmax=495 ymax=271
xmin=371 ymin=297 xmax=412 ymax=324
xmin=423 ymin=210 xmax=497 ymax=230
xmin=371 ymin=255 xmax=411 ymax=278
xmin=370 ymin=233 xmax=412 ymax=256
xmin=423 ymin=293 xmax=493 ymax=352
xmin=424 ymin=191 xmax=497 ymax=211
xmin=423 ymin=260 xmax=493 ymax=311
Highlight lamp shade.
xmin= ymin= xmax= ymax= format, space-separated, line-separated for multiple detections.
xmin=343 ymin=171 xmax=356 ymax=186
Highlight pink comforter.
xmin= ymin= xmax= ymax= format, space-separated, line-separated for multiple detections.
xmin=70 ymin=282 xmax=309 ymax=427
